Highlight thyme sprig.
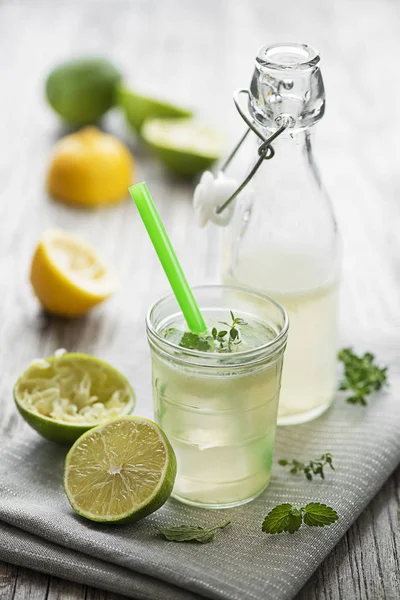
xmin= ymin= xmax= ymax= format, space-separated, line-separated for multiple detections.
xmin=278 ymin=453 xmax=335 ymax=481
xmin=212 ymin=311 xmax=248 ymax=352
xmin=338 ymin=348 xmax=388 ymax=406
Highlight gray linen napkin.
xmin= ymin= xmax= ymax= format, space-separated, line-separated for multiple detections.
xmin=0 ymin=338 xmax=399 ymax=600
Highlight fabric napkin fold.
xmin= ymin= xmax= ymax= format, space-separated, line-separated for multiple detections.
xmin=0 ymin=338 xmax=399 ymax=600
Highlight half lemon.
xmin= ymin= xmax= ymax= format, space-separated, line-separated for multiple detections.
xmin=30 ymin=229 xmax=117 ymax=317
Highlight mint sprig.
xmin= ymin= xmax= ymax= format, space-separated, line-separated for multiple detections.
xmin=157 ymin=520 xmax=231 ymax=543
xmin=179 ymin=331 xmax=212 ymax=352
xmin=262 ymin=503 xmax=338 ymax=534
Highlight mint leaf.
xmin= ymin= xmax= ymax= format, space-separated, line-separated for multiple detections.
xmin=303 ymin=503 xmax=338 ymax=527
xmin=179 ymin=332 xmax=211 ymax=352
xmin=157 ymin=525 xmax=213 ymax=543
xmin=286 ymin=507 xmax=303 ymax=533
xmin=157 ymin=520 xmax=230 ymax=543
xmin=262 ymin=504 xmax=302 ymax=534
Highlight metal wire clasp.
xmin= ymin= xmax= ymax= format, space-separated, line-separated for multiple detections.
xmin=215 ymin=89 xmax=289 ymax=215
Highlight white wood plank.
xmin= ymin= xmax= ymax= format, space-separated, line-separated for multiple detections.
xmin=0 ymin=0 xmax=398 ymax=599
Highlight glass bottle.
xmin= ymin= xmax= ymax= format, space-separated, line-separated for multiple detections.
xmin=223 ymin=43 xmax=340 ymax=425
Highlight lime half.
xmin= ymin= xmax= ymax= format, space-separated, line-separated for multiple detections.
xmin=142 ymin=118 xmax=224 ymax=177
xmin=118 ymin=85 xmax=192 ymax=133
xmin=64 ymin=416 xmax=177 ymax=523
xmin=14 ymin=353 xmax=135 ymax=444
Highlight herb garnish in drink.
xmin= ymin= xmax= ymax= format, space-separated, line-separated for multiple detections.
xmin=164 ymin=311 xmax=252 ymax=353
xmin=179 ymin=311 xmax=248 ymax=352
xmin=211 ymin=311 xmax=248 ymax=351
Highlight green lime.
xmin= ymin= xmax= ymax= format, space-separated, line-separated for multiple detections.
xmin=46 ymin=57 xmax=122 ymax=125
xmin=64 ymin=416 xmax=177 ymax=523
xmin=14 ymin=353 xmax=135 ymax=444
xmin=141 ymin=118 xmax=224 ymax=177
xmin=117 ymin=85 xmax=192 ymax=133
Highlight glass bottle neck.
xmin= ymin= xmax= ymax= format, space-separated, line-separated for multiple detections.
xmin=249 ymin=43 xmax=325 ymax=134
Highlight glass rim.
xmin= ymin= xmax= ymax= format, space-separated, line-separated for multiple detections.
xmin=145 ymin=284 xmax=289 ymax=365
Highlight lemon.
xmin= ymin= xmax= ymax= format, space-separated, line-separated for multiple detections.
xmin=118 ymin=85 xmax=192 ymax=133
xmin=64 ymin=416 xmax=177 ymax=523
xmin=30 ymin=229 xmax=117 ymax=317
xmin=46 ymin=57 xmax=122 ymax=125
xmin=14 ymin=353 xmax=135 ymax=444
xmin=47 ymin=127 xmax=134 ymax=208
xmin=142 ymin=118 xmax=224 ymax=177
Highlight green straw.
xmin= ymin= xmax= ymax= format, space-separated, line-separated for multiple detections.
xmin=129 ymin=182 xmax=207 ymax=334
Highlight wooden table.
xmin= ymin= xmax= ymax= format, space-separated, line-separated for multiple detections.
xmin=1 ymin=0 xmax=399 ymax=598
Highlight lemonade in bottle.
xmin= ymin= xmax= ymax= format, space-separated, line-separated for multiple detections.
xmin=217 ymin=43 xmax=340 ymax=425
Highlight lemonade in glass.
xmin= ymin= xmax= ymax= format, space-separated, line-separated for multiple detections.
xmin=146 ymin=285 xmax=288 ymax=508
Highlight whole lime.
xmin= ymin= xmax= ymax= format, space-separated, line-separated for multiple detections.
xmin=45 ymin=57 xmax=122 ymax=125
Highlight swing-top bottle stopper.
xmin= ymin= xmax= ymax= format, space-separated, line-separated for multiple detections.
xmin=193 ymin=42 xmax=326 ymax=227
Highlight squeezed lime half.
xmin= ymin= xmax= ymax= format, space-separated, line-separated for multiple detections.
xmin=142 ymin=118 xmax=224 ymax=177
xmin=14 ymin=353 xmax=135 ymax=444
xmin=64 ymin=416 xmax=177 ymax=523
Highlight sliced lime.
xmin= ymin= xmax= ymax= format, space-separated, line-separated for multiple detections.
xmin=14 ymin=353 xmax=135 ymax=444
xmin=142 ymin=118 xmax=224 ymax=177
xmin=118 ymin=85 xmax=192 ymax=133
xmin=64 ymin=416 xmax=177 ymax=523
